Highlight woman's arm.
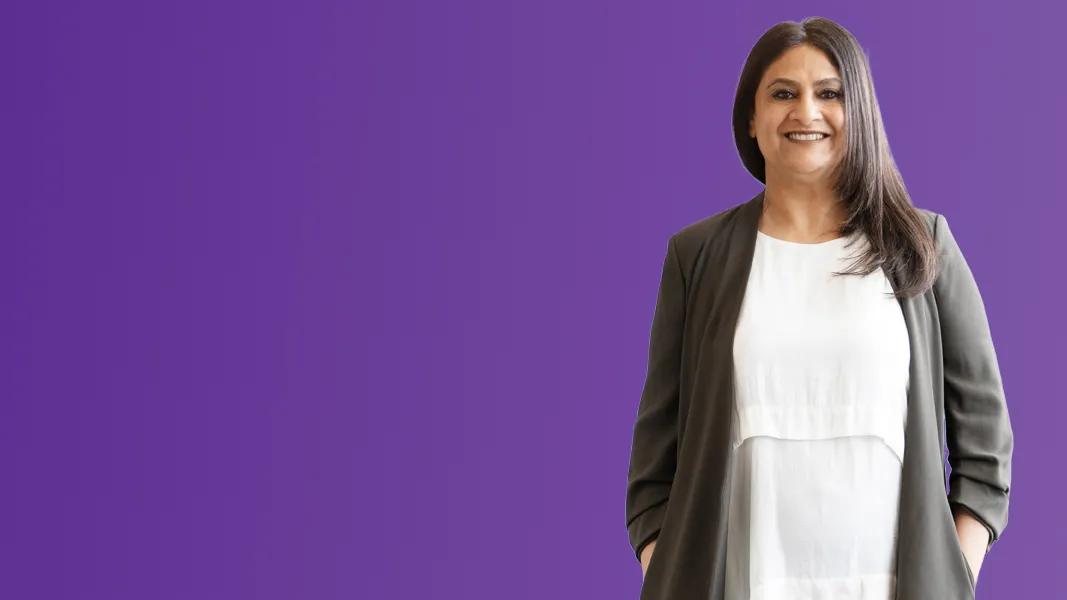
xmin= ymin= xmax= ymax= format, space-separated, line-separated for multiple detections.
xmin=932 ymin=214 xmax=1014 ymax=576
xmin=626 ymin=236 xmax=686 ymax=570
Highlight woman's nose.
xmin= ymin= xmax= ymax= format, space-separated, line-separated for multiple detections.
xmin=792 ymin=95 xmax=821 ymax=125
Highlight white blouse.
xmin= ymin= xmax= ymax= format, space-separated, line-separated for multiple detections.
xmin=724 ymin=231 xmax=911 ymax=600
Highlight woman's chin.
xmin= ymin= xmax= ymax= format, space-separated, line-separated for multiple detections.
xmin=776 ymin=160 xmax=838 ymax=179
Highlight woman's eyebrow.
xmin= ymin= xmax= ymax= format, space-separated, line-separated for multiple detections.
xmin=765 ymin=77 xmax=843 ymax=88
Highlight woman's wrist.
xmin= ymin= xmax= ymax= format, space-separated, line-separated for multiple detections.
xmin=954 ymin=509 xmax=989 ymax=580
xmin=640 ymin=540 xmax=657 ymax=577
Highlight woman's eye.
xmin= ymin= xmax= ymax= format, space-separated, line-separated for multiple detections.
xmin=771 ymin=89 xmax=843 ymax=101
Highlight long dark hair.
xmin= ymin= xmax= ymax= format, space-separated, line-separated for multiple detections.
xmin=732 ymin=17 xmax=938 ymax=299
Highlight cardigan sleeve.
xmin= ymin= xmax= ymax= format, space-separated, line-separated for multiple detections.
xmin=933 ymin=214 xmax=1014 ymax=554
xmin=625 ymin=235 xmax=685 ymax=562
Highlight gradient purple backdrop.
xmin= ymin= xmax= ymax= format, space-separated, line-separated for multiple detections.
xmin=3 ymin=1 xmax=1063 ymax=598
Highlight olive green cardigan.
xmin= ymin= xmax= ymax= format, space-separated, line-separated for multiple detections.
xmin=625 ymin=191 xmax=1012 ymax=600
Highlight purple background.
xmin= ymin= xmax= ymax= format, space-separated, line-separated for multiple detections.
xmin=3 ymin=1 xmax=1063 ymax=598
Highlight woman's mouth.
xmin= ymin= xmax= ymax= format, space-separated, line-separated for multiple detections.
xmin=785 ymin=132 xmax=830 ymax=141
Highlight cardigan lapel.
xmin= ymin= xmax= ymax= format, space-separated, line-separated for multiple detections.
xmin=647 ymin=192 xmax=764 ymax=600
xmin=701 ymin=192 xmax=763 ymax=600
xmin=891 ymin=270 xmax=975 ymax=599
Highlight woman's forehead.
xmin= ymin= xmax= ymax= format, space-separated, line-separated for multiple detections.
xmin=762 ymin=46 xmax=841 ymax=83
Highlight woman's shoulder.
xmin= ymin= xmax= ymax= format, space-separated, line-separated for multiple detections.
xmin=666 ymin=199 xmax=754 ymax=262
xmin=913 ymin=206 xmax=943 ymax=236
xmin=661 ymin=200 xmax=950 ymax=266
xmin=672 ymin=204 xmax=744 ymax=243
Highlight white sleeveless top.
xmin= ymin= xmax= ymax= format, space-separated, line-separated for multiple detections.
xmin=724 ymin=231 xmax=911 ymax=600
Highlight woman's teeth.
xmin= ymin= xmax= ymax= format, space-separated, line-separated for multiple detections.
xmin=786 ymin=133 xmax=828 ymax=141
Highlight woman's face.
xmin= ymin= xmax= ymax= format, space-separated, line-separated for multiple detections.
xmin=750 ymin=44 xmax=846 ymax=182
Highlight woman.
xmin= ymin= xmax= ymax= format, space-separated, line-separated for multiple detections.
xmin=624 ymin=17 xmax=1012 ymax=600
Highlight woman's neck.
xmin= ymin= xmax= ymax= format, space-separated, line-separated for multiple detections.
xmin=760 ymin=178 xmax=847 ymax=243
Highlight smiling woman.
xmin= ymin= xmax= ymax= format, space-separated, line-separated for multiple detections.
xmin=625 ymin=16 xmax=1013 ymax=600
